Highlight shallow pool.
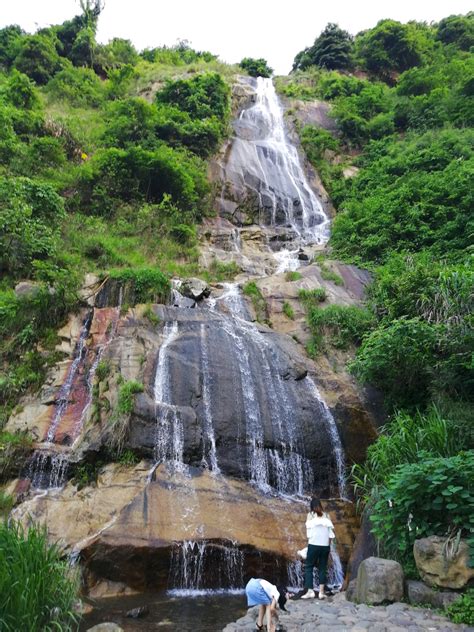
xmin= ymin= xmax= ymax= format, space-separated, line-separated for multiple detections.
xmin=80 ymin=591 xmax=248 ymax=631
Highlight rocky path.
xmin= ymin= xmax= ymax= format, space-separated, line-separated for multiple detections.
xmin=223 ymin=593 xmax=473 ymax=632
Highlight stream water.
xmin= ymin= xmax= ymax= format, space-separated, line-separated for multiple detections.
xmin=80 ymin=592 xmax=247 ymax=632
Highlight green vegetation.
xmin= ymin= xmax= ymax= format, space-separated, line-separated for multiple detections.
xmin=319 ymin=263 xmax=344 ymax=286
xmin=239 ymin=57 xmax=273 ymax=78
xmin=0 ymin=490 xmax=14 ymax=518
xmin=95 ymin=359 xmax=110 ymax=382
xmin=282 ymin=301 xmax=295 ymax=320
xmin=0 ymin=431 xmax=33 ymax=482
xmin=370 ymin=453 xmax=474 ymax=573
xmin=285 ymin=270 xmax=302 ymax=281
xmin=0 ymin=521 xmax=80 ymax=631
xmin=0 ymin=4 xmax=236 ymax=427
xmin=242 ymin=281 xmax=268 ymax=324
xmin=307 ymin=304 xmax=374 ymax=353
xmin=285 ymin=13 xmax=474 ymax=574
xmin=293 ymin=23 xmax=353 ymax=72
xmin=117 ymin=380 xmax=144 ymax=416
xmin=446 ymin=588 xmax=474 ymax=625
xmin=298 ymin=287 xmax=327 ymax=304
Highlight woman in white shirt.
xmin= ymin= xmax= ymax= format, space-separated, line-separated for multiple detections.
xmin=301 ymin=497 xmax=335 ymax=600
xmin=245 ymin=577 xmax=288 ymax=631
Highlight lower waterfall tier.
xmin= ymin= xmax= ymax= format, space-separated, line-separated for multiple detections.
xmin=10 ymin=462 xmax=359 ymax=592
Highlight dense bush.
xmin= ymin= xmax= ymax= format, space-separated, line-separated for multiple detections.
xmin=0 ymin=521 xmax=80 ymax=631
xmin=239 ymin=57 xmax=273 ymax=77
xmin=155 ymin=72 xmax=230 ymax=121
xmin=0 ymin=177 xmax=65 ymax=277
xmin=46 ymin=66 xmax=105 ymax=106
xmin=13 ymin=34 xmax=62 ymax=84
xmin=350 ymin=318 xmax=437 ymax=409
xmin=351 ymin=407 xmax=469 ymax=505
xmin=370 ymin=452 xmax=474 ymax=570
xmin=0 ymin=25 xmax=25 ymax=69
xmin=76 ymin=145 xmax=209 ymax=217
xmin=331 ymin=128 xmax=474 ymax=262
xmin=446 ymin=588 xmax=474 ymax=626
xmin=355 ymin=19 xmax=434 ymax=77
xmin=436 ymin=13 xmax=474 ymax=50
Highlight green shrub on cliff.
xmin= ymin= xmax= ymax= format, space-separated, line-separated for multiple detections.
xmin=0 ymin=521 xmax=80 ymax=631
xmin=239 ymin=57 xmax=273 ymax=77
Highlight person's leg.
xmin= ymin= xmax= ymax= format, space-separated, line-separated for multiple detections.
xmin=256 ymin=604 xmax=265 ymax=628
xmin=266 ymin=604 xmax=275 ymax=632
xmin=318 ymin=546 xmax=330 ymax=598
xmin=302 ymin=544 xmax=317 ymax=597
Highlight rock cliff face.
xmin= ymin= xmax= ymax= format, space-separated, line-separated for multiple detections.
xmin=4 ymin=76 xmax=380 ymax=595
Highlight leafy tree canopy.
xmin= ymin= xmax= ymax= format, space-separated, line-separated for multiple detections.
xmin=355 ymin=19 xmax=435 ymax=77
xmin=436 ymin=12 xmax=474 ymax=50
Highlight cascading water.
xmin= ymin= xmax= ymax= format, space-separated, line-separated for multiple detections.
xmin=153 ymin=321 xmax=184 ymax=468
xmin=200 ymin=323 xmax=219 ymax=473
xmin=46 ymin=311 xmax=93 ymax=443
xmin=305 ymin=376 xmax=348 ymax=499
xmin=27 ymin=299 xmax=123 ymax=490
xmin=224 ymin=77 xmax=330 ymax=272
xmin=209 ymin=284 xmax=317 ymax=496
xmin=169 ymin=540 xmax=244 ymax=593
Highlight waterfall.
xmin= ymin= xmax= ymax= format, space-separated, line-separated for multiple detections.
xmin=209 ymin=283 xmax=316 ymax=496
xmin=153 ymin=321 xmax=185 ymax=468
xmin=305 ymin=376 xmax=348 ymax=499
xmin=168 ymin=540 xmax=244 ymax=593
xmin=226 ymin=77 xmax=329 ymax=274
xmin=200 ymin=324 xmax=219 ymax=473
xmin=46 ymin=311 xmax=93 ymax=443
xmin=27 ymin=451 xmax=69 ymax=490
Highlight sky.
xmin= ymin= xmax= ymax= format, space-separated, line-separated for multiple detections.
xmin=1 ymin=0 xmax=472 ymax=75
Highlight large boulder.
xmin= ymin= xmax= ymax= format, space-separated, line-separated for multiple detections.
xmin=406 ymin=579 xmax=461 ymax=609
xmin=353 ymin=556 xmax=404 ymax=605
xmin=86 ymin=625 xmax=124 ymax=632
xmin=414 ymin=536 xmax=474 ymax=589
xmin=180 ymin=278 xmax=210 ymax=301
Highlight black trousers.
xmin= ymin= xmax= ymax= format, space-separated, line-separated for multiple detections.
xmin=304 ymin=544 xmax=330 ymax=589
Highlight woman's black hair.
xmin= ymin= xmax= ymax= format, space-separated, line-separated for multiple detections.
xmin=277 ymin=585 xmax=288 ymax=611
xmin=310 ymin=497 xmax=323 ymax=517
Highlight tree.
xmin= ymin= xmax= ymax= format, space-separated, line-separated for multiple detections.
xmin=13 ymin=34 xmax=61 ymax=84
xmin=0 ymin=25 xmax=24 ymax=69
xmin=293 ymin=23 xmax=353 ymax=71
xmin=436 ymin=13 xmax=474 ymax=50
xmin=355 ymin=19 xmax=434 ymax=77
xmin=239 ymin=57 xmax=273 ymax=78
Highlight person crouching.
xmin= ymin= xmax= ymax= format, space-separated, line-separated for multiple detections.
xmin=245 ymin=577 xmax=288 ymax=632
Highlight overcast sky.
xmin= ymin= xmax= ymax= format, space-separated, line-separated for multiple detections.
xmin=1 ymin=0 xmax=472 ymax=75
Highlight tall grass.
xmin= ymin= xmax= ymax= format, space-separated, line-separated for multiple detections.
xmin=351 ymin=406 xmax=464 ymax=509
xmin=0 ymin=521 xmax=80 ymax=631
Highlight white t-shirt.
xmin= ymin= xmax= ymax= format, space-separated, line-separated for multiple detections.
xmin=306 ymin=512 xmax=335 ymax=546
xmin=259 ymin=579 xmax=280 ymax=602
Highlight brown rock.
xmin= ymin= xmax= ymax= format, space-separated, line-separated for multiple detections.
xmin=414 ymin=536 xmax=474 ymax=589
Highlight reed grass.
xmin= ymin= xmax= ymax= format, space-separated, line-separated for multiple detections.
xmin=0 ymin=521 xmax=80 ymax=631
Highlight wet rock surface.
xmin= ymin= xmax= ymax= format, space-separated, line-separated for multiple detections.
xmin=223 ymin=593 xmax=473 ymax=631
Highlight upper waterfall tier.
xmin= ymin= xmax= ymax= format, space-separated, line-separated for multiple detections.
xmin=220 ymin=77 xmax=329 ymax=243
